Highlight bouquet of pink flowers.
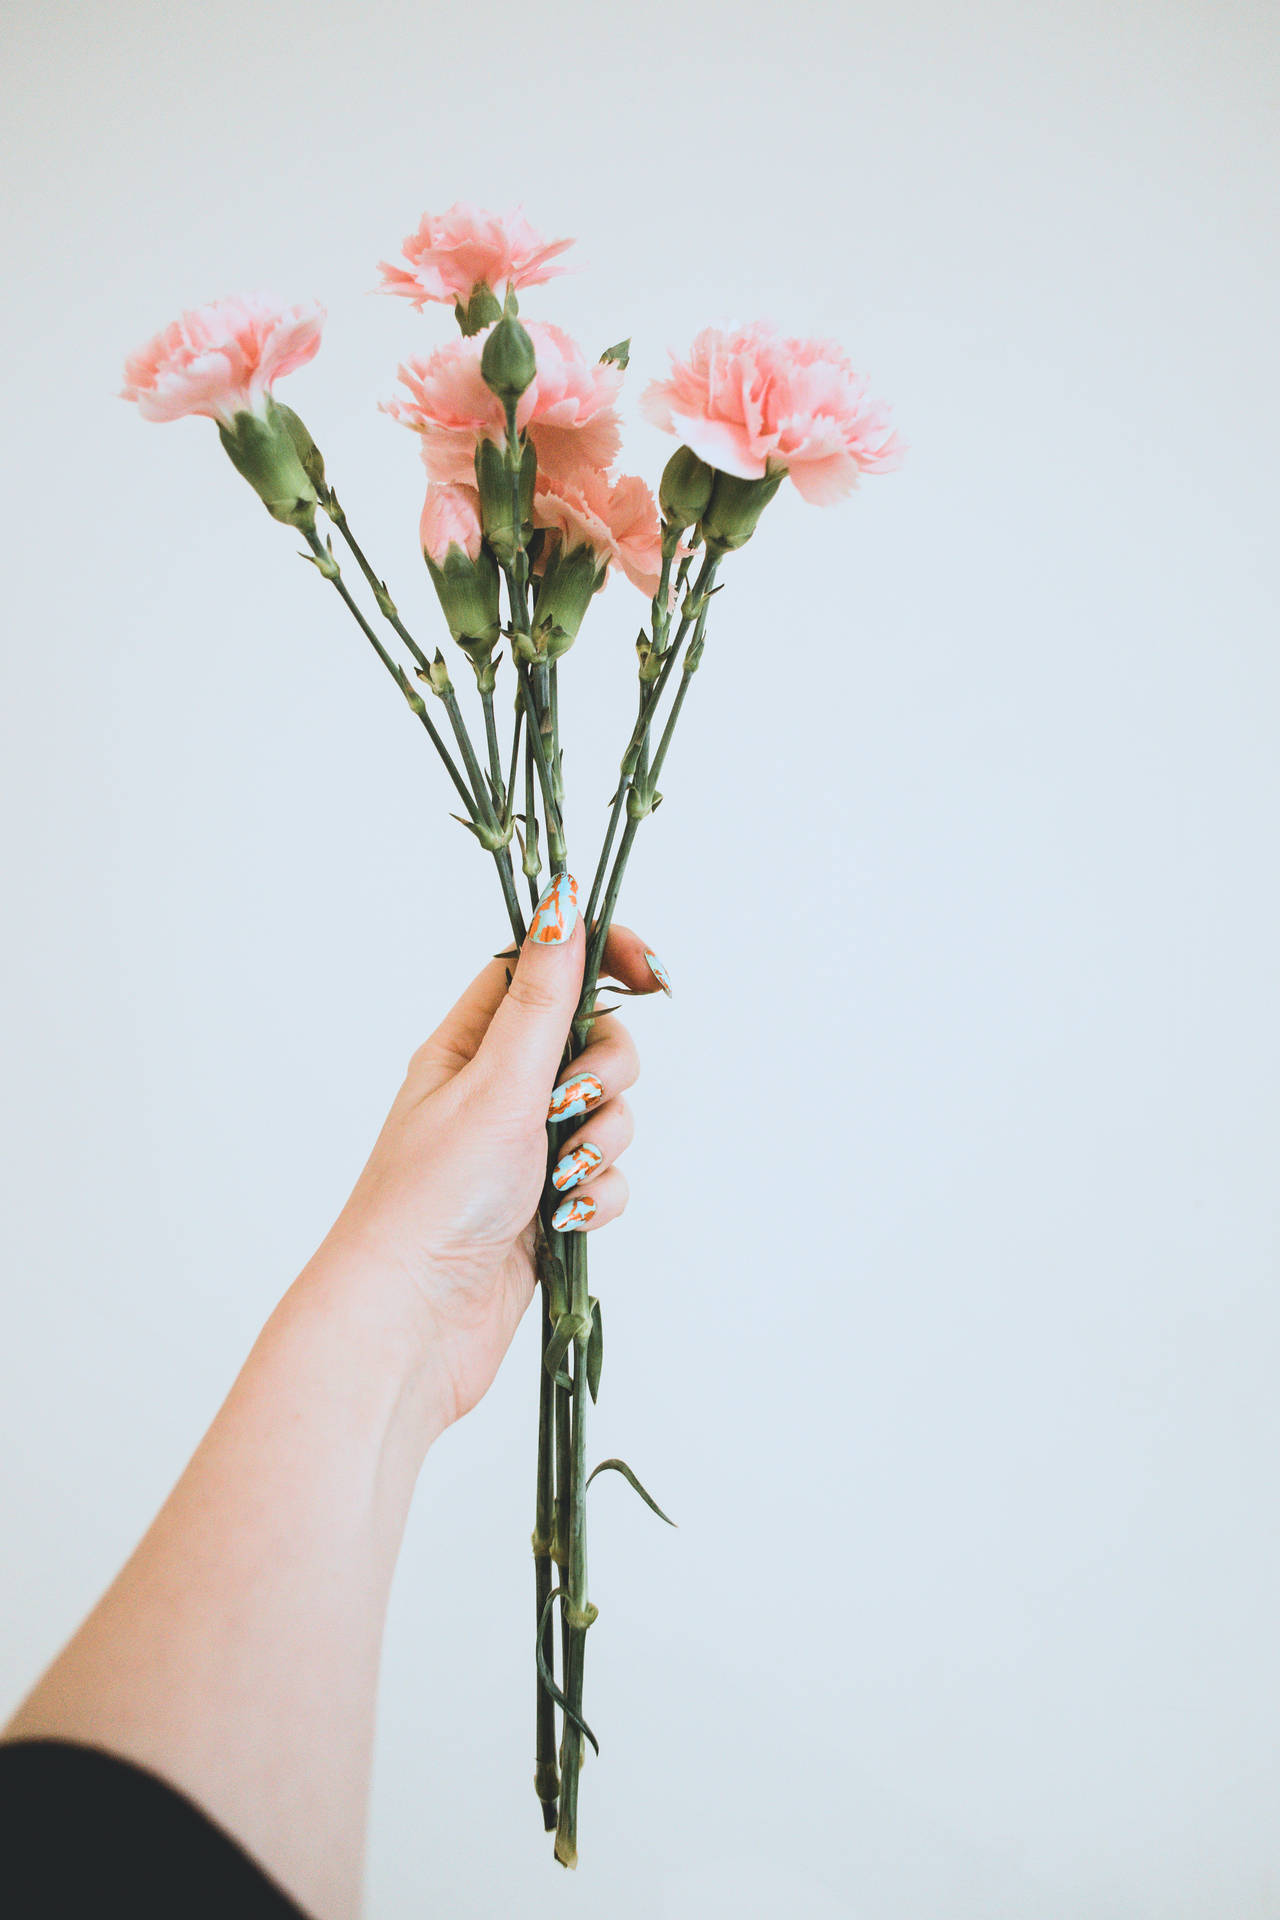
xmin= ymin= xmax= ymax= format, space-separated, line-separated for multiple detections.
xmin=121 ymin=203 xmax=901 ymax=1868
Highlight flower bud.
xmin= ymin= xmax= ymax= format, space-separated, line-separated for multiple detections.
xmin=531 ymin=542 xmax=606 ymax=658
xmin=273 ymin=403 xmax=328 ymax=498
xmin=424 ymin=545 xmax=501 ymax=659
xmin=658 ymin=445 xmax=714 ymax=532
xmin=700 ymin=467 xmax=784 ymax=552
xmin=474 ymin=436 xmax=537 ymax=566
xmin=480 ymin=312 xmax=537 ymax=405
xmin=217 ymin=396 xmax=318 ymax=529
xmin=420 ymin=650 xmax=454 ymax=696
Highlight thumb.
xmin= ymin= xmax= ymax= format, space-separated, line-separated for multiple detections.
xmin=474 ymin=871 xmax=584 ymax=1107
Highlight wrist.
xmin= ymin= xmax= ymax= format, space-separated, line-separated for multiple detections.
xmin=285 ymin=1236 xmax=458 ymax=1470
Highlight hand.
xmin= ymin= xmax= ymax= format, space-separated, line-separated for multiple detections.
xmin=314 ymin=874 xmax=668 ymax=1430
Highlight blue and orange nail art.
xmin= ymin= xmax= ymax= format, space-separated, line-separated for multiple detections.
xmin=643 ymin=948 xmax=673 ymax=996
xmin=528 ymin=871 xmax=578 ymax=945
xmin=551 ymin=1142 xmax=604 ymax=1192
xmin=551 ymin=1193 xmax=597 ymax=1232
xmin=548 ymin=1073 xmax=604 ymax=1123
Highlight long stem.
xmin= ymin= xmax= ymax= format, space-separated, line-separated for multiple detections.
xmin=302 ymin=528 xmax=476 ymax=815
xmin=480 ymin=681 xmax=505 ymax=815
xmin=518 ymin=663 xmax=567 ymax=870
xmin=324 ymin=498 xmax=431 ymax=673
xmin=533 ymin=1271 xmax=559 ymax=1830
xmin=554 ymin=1231 xmax=593 ymax=1870
xmin=308 ymin=519 xmax=527 ymax=945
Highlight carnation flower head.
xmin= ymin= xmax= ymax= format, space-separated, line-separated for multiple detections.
xmin=378 ymin=203 xmax=573 ymax=315
xmin=534 ymin=469 xmax=663 ymax=598
xmin=120 ymin=294 xmax=324 ymax=426
xmin=419 ymin=483 xmax=484 ymax=566
xmin=641 ymin=322 xmax=902 ymax=505
xmin=388 ymin=321 xmax=622 ymax=486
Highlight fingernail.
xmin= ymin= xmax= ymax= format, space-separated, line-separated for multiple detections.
xmin=548 ymin=1073 xmax=604 ymax=1123
xmin=551 ymin=1142 xmax=605 ymax=1192
xmin=528 ymin=871 xmax=579 ymax=945
xmin=551 ymin=1193 xmax=597 ymax=1232
xmin=643 ymin=948 xmax=673 ymax=996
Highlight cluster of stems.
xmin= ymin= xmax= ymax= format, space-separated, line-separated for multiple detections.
xmin=297 ymin=415 xmax=724 ymax=1870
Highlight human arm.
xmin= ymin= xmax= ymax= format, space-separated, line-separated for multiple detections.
xmin=1 ymin=879 xmax=658 ymax=1919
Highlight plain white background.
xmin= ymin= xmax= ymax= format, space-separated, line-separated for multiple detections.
xmin=2 ymin=1 xmax=1278 ymax=1914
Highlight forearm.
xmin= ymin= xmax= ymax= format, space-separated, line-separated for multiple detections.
xmin=1 ymin=1245 xmax=447 ymax=1920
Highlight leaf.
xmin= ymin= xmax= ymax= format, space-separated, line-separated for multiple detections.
xmin=586 ymin=1457 xmax=677 ymax=1527
xmin=535 ymin=1588 xmax=600 ymax=1756
xmin=544 ymin=1308 xmax=589 ymax=1380
xmin=587 ymin=1297 xmax=603 ymax=1403
xmin=599 ymin=338 xmax=631 ymax=369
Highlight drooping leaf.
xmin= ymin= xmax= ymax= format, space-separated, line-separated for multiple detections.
xmin=535 ymin=1588 xmax=600 ymax=1756
xmin=586 ymin=1457 xmax=677 ymax=1526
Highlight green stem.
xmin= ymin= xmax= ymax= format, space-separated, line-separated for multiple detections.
xmin=554 ymin=1230 xmax=594 ymax=1870
xmin=325 ymin=496 xmax=431 ymax=673
xmin=580 ymin=553 xmax=720 ymax=998
xmin=434 ymin=676 xmax=526 ymax=945
xmin=302 ymin=527 xmax=476 ymax=818
xmin=480 ymin=681 xmax=505 ymax=817
xmin=518 ymin=663 xmax=567 ymax=871
xmin=533 ymin=1270 xmax=559 ymax=1830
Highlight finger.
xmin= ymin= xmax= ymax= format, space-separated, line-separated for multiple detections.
xmin=598 ymin=922 xmax=673 ymax=997
xmin=545 ymin=1017 xmax=639 ymax=1124
xmin=548 ymin=1097 xmax=634 ymax=1193
xmin=473 ymin=872 xmax=585 ymax=1111
xmin=409 ymin=951 xmax=523 ymax=1088
xmin=549 ymin=1166 xmax=630 ymax=1234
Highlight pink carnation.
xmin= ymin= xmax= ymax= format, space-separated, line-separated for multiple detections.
xmin=534 ymin=470 xmax=663 ymax=597
xmin=120 ymin=293 xmax=324 ymax=426
xmin=388 ymin=321 xmax=621 ymax=485
xmin=420 ymin=483 xmax=484 ymax=565
xmin=641 ymin=322 xmax=902 ymax=505
xmin=378 ymin=203 xmax=573 ymax=310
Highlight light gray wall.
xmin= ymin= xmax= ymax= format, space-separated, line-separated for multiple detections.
xmin=2 ymin=2 xmax=1278 ymax=1914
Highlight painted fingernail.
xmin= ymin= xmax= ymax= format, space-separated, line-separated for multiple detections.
xmin=548 ymin=1073 xmax=604 ymax=1123
xmin=551 ymin=1193 xmax=597 ymax=1232
xmin=528 ymin=871 xmax=579 ymax=945
xmin=551 ymin=1142 xmax=605 ymax=1192
xmin=643 ymin=948 xmax=673 ymax=996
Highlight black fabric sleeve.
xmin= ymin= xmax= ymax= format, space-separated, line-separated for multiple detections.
xmin=0 ymin=1738 xmax=313 ymax=1917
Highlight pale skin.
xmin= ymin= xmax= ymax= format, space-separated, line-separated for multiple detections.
xmin=1 ymin=901 xmax=656 ymax=1920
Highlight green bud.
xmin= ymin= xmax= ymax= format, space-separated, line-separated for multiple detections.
xmin=700 ymin=467 xmax=785 ymax=552
xmin=419 ymin=650 xmax=454 ymax=696
xmin=658 ymin=445 xmax=714 ymax=532
xmin=454 ymin=283 xmax=503 ymax=337
xmin=480 ymin=312 xmax=537 ymax=405
xmin=635 ymin=630 xmax=661 ymax=682
xmin=423 ymin=542 xmax=502 ymax=662
xmin=217 ymin=396 xmax=318 ymax=529
xmin=475 ymin=436 xmax=536 ymax=566
xmin=531 ymin=542 xmax=606 ymax=659
xmin=599 ymin=338 xmax=631 ymax=369
xmin=273 ymin=403 xmax=328 ymax=500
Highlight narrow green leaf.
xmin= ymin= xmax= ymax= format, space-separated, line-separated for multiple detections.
xmin=586 ymin=1297 xmax=603 ymax=1403
xmin=586 ymin=1457 xmax=677 ymax=1526
xmin=535 ymin=1588 xmax=600 ymax=1756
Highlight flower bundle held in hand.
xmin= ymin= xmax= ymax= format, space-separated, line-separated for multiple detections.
xmin=120 ymin=202 xmax=901 ymax=1869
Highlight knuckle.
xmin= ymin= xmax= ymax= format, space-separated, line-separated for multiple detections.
xmin=507 ymin=971 xmax=563 ymax=1017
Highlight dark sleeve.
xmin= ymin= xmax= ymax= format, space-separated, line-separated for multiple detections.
xmin=0 ymin=1738 xmax=313 ymax=1917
